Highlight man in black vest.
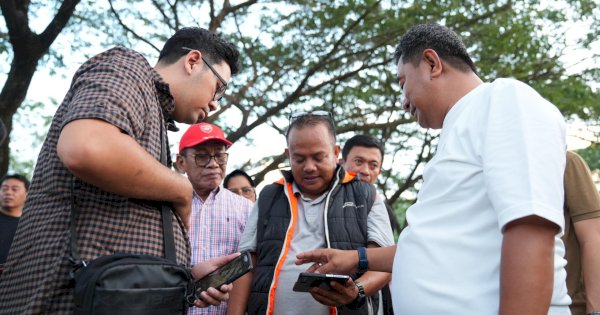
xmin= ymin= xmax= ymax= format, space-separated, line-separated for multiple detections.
xmin=232 ymin=112 xmax=394 ymax=315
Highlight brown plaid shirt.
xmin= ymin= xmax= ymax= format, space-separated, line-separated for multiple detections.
xmin=0 ymin=47 xmax=191 ymax=314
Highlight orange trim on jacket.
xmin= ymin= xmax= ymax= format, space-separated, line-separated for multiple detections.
xmin=265 ymin=173 xmax=357 ymax=315
xmin=266 ymin=182 xmax=298 ymax=315
xmin=342 ymin=171 xmax=355 ymax=184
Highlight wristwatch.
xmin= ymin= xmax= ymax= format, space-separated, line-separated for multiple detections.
xmin=587 ymin=312 xmax=600 ymax=315
xmin=346 ymin=280 xmax=366 ymax=310
xmin=357 ymin=247 xmax=368 ymax=273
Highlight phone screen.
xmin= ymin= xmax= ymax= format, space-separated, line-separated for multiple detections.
xmin=195 ymin=251 xmax=253 ymax=293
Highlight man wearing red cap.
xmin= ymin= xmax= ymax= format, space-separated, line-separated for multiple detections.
xmin=176 ymin=122 xmax=254 ymax=315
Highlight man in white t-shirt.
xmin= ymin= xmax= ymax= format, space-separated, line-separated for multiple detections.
xmin=296 ymin=23 xmax=570 ymax=315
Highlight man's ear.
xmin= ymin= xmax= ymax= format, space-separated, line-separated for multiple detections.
xmin=184 ymin=50 xmax=202 ymax=74
xmin=334 ymin=144 xmax=341 ymax=160
xmin=422 ymin=48 xmax=443 ymax=79
xmin=175 ymin=154 xmax=186 ymax=174
xmin=284 ymin=148 xmax=290 ymax=159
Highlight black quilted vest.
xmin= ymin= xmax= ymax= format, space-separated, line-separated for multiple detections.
xmin=247 ymin=166 xmax=378 ymax=315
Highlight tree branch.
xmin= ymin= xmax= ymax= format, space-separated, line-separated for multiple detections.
xmin=38 ymin=0 xmax=80 ymax=50
xmin=108 ymin=0 xmax=160 ymax=52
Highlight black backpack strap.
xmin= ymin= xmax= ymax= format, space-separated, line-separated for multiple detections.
xmin=161 ymin=202 xmax=176 ymax=262
xmin=159 ymin=120 xmax=177 ymax=263
xmin=69 ymin=178 xmax=87 ymax=277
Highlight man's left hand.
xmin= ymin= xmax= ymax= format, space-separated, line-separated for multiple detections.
xmin=191 ymin=253 xmax=240 ymax=308
xmin=309 ymin=277 xmax=358 ymax=307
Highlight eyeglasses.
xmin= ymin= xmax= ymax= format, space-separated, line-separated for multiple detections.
xmin=288 ymin=110 xmax=334 ymax=126
xmin=228 ymin=186 xmax=255 ymax=196
xmin=181 ymin=47 xmax=228 ymax=102
xmin=187 ymin=152 xmax=229 ymax=167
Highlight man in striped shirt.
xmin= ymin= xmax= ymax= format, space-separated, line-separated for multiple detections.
xmin=176 ymin=122 xmax=254 ymax=315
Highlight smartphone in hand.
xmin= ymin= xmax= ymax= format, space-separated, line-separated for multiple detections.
xmin=292 ymin=272 xmax=350 ymax=292
xmin=195 ymin=251 xmax=253 ymax=294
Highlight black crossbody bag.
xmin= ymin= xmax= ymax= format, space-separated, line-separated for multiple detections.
xmin=69 ymin=123 xmax=196 ymax=315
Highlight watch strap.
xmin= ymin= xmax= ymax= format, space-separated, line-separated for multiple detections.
xmin=357 ymin=247 xmax=368 ymax=273
xmin=346 ymin=280 xmax=366 ymax=310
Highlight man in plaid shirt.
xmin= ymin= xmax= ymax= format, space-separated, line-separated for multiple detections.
xmin=0 ymin=27 xmax=240 ymax=314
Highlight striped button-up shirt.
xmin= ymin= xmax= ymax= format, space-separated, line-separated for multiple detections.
xmin=189 ymin=187 xmax=253 ymax=315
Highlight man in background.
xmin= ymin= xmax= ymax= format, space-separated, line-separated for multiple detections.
xmin=176 ymin=122 xmax=253 ymax=315
xmin=340 ymin=134 xmax=402 ymax=233
xmin=224 ymin=169 xmax=257 ymax=202
xmin=563 ymin=151 xmax=600 ymax=315
xmin=0 ymin=174 xmax=29 ymax=275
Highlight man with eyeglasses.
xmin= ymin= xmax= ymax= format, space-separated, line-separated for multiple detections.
xmin=0 ymin=27 xmax=239 ymax=313
xmin=232 ymin=113 xmax=394 ymax=315
xmin=176 ymin=122 xmax=253 ymax=315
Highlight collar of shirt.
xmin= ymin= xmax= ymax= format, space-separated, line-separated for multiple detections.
xmin=193 ymin=186 xmax=222 ymax=205
xmin=152 ymin=70 xmax=178 ymax=132
xmin=291 ymin=182 xmax=327 ymax=205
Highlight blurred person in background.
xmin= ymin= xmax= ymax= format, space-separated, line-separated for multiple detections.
xmin=562 ymin=151 xmax=600 ymax=315
xmin=224 ymin=169 xmax=257 ymax=202
xmin=0 ymin=174 xmax=29 ymax=275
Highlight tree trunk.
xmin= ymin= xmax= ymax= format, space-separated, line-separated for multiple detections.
xmin=0 ymin=54 xmax=40 ymax=174
xmin=0 ymin=0 xmax=80 ymax=175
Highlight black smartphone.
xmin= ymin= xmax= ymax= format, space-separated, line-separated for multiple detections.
xmin=292 ymin=272 xmax=350 ymax=292
xmin=195 ymin=251 xmax=253 ymax=294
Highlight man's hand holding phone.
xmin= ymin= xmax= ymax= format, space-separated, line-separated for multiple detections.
xmin=190 ymin=253 xmax=239 ymax=308
xmin=191 ymin=251 xmax=254 ymax=308
xmin=293 ymin=272 xmax=359 ymax=307
xmin=310 ymin=276 xmax=359 ymax=307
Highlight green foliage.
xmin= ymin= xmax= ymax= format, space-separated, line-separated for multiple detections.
xmin=576 ymin=143 xmax=600 ymax=170
xmin=2 ymin=0 xmax=599 ymax=203
xmin=8 ymin=101 xmax=54 ymax=178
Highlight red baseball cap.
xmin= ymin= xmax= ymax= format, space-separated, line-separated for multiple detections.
xmin=179 ymin=123 xmax=233 ymax=153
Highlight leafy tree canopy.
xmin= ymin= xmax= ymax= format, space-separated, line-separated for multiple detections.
xmin=2 ymin=0 xmax=599 ymax=209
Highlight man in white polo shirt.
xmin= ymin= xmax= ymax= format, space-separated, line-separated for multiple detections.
xmin=296 ymin=23 xmax=570 ymax=315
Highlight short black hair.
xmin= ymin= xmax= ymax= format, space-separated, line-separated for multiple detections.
xmin=223 ymin=169 xmax=255 ymax=189
xmin=285 ymin=114 xmax=336 ymax=145
xmin=342 ymin=135 xmax=384 ymax=163
xmin=393 ymin=23 xmax=477 ymax=74
xmin=158 ymin=27 xmax=240 ymax=75
xmin=1 ymin=174 xmax=30 ymax=191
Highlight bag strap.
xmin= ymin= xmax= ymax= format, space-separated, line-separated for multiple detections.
xmin=69 ymin=120 xmax=178 ymax=275
xmin=69 ymin=178 xmax=84 ymax=270
xmin=158 ymin=120 xmax=177 ymax=263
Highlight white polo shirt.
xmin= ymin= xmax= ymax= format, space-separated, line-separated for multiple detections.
xmin=392 ymin=78 xmax=570 ymax=315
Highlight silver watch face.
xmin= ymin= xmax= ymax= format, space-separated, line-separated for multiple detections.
xmin=354 ymin=281 xmax=366 ymax=296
